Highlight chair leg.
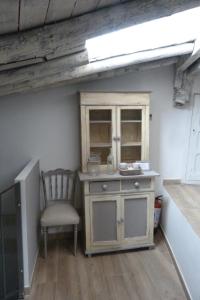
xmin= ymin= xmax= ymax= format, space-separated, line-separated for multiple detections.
xmin=74 ymin=224 xmax=78 ymax=256
xmin=43 ymin=227 xmax=48 ymax=259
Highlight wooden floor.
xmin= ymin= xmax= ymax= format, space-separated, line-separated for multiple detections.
xmin=165 ymin=183 xmax=200 ymax=238
xmin=26 ymin=231 xmax=187 ymax=300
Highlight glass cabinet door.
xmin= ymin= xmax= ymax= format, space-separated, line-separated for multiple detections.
xmin=86 ymin=106 xmax=117 ymax=171
xmin=117 ymin=106 xmax=147 ymax=165
xmin=90 ymin=196 xmax=121 ymax=246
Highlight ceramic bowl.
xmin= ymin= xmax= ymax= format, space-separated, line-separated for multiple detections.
xmin=119 ymin=162 xmax=128 ymax=170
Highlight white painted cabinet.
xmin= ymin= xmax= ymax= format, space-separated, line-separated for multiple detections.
xmin=80 ymin=92 xmax=150 ymax=172
xmin=79 ymin=92 xmax=157 ymax=255
xmin=84 ymin=192 xmax=154 ymax=253
xmin=81 ymin=174 xmax=157 ymax=255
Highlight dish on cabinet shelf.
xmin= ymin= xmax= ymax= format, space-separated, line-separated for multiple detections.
xmin=118 ymin=163 xmax=142 ymax=176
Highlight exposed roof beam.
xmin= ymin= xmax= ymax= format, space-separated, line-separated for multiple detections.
xmin=0 ymin=0 xmax=199 ymax=65
xmin=0 ymin=58 xmax=44 ymax=72
xmin=178 ymin=38 xmax=200 ymax=72
xmin=187 ymin=59 xmax=200 ymax=76
xmin=0 ymin=50 xmax=88 ymax=86
xmin=173 ymin=38 xmax=200 ymax=105
xmin=77 ymin=57 xmax=179 ymax=84
xmin=0 ymin=42 xmax=193 ymax=97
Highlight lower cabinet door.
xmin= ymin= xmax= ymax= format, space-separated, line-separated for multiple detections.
xmin=89 ymin=195 xmax=121 ymax=247
xmin=121 ymin=193 xmax=154 ymax=245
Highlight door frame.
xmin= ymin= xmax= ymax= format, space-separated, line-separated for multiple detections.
xmin=186 ymin=93 xmax=200 ymax=183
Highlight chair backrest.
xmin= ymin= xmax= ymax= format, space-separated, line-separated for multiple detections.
xmin=41 ymin=169 xmax=75 ymax=207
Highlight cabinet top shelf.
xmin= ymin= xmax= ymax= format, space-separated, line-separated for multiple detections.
xmin=89 ymin=120 xmax=142 ymax=123
xmin=79 ymin=170 xmax=159 ymax=182
xmin=91 ymin=143 xmax=112 ymax=148
xmin=121 ymin=120 xmax=142 ymax=123
xmin=90 ymin=120 xmax=111 ymax=124
xmin=121 ymin=142 xmax=141 ymax=147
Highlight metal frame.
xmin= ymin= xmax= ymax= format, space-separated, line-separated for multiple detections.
xmin=0 ymin=182 xmax=24 ymax=300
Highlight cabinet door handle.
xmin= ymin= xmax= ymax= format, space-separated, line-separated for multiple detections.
xmin=121 ymin=218 xmax=124 ymax=223
xmin=102 ymin=184 xmax=108 ymax=191
xmin=117 ymin=219 xmax=121 ymax=225
xmin=134 ymin=181 xmax=140 ymax=188
xmin=113 ymin=137 xmax=120 ymax=142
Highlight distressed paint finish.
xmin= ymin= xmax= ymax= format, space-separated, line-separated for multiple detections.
xmin=0 ymin=44 xmax=192 ymax=96
xmin=0 ymin=0 xmax=199 ymax=64
xmin=97 ymin=0 xmax=121 ymax=8
xmin=0 ymin=0 xmax=19 ymax=35
xmin=19 ymin=0 xmax=49 ymax=30
xmin=45 ymin=0 xmax=76 ymax=23
xmin=72 ymin=0 xmax=99 ymax=16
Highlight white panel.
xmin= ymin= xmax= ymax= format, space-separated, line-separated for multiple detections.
xmin=92 ymin=200 xmax=117 ymax=242
xmin=45 ymin=0 xmax=76 ymax=23
xmin=19 ymin=0 xmax=49 ymax=30
xmin=15 ymin=159 xmax=40 ymax=288
xmin=187 ymin=94 xmax=200 ymax=181
xmin=0 ymin=0 xmax=19 ymax=35
xmin=124 ymin=197 xmax=147 ymax=238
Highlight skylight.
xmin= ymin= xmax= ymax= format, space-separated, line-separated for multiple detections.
xmin=86 ymin=7 xmax=200 ymax=62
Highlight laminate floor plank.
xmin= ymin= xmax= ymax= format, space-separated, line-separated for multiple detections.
xmin=26 ymin=231 xmax=187 ymax=300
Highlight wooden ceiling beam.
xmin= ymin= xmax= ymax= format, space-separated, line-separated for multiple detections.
xmin=0 ymin=0 xmax=199 ymax=65
xmin=0 ymin=57 xmax=179 ymax=97
xmin=0 ymin=43 xmax=193 ymax=97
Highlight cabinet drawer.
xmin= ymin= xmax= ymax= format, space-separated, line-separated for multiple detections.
xmin=89 ymin=181 xmax=120 ymax=193
xmin=121 ymin=178 xmax=151 ymax=191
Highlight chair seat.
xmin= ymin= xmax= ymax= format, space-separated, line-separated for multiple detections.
xmin=41 ymin=202 xmax=80 ymax=227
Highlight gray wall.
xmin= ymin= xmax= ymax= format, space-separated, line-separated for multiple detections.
xmin=0 ymin=65 xmax=192 ymax=191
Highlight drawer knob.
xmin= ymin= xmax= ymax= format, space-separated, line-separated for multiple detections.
xmin=134 ymin=182 xmax=140 ymax=188
xmin=102 ymin=184 xmax=108 ymax=191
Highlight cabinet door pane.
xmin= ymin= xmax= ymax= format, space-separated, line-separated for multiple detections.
xmin=88 ymin=108 xmax=115 ymax=167
xmin=92 ymin=200 xmax=117 ymax=242
xmin=124 ymin=197 xmax=147 ymax=238
xmin=119 ymin=108 xmax=143 ymax=163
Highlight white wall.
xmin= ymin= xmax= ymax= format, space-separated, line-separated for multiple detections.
xmin=0 ymin=65 xmax=192 ymax=191
xmin=15 ymin=159 xmax=40 ymax=288
xmin=0 ymin=63 xmax=197 ymax=296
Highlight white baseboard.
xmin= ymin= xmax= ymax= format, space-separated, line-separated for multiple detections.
xmin=24 ymin=248 xmax=39 ymax=295
xmin=160 ymin=226 xmax=192 ymax=300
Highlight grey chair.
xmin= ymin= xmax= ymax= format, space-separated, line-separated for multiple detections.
xmin=41 ymin=169 xmax=80 ymax=258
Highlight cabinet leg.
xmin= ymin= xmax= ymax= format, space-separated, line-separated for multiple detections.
xmin=149 ymin=245 xmax=155 ymax=250
xmin=85 ymin=253 xmax=92 ymax=258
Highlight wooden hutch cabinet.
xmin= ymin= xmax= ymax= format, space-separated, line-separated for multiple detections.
xmin=80 ymin=92 xmax=149 ymax=172
xmin=79 ymin=92 xmax=158 ymax=256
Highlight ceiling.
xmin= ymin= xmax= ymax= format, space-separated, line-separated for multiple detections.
xmin=0 ymin=0 xmax=199 ymax=98
xmin=0 ymin=0 xmax=127 ymax=35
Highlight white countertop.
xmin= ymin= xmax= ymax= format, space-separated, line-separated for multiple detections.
xmin=79 ymin=170 xmax=159 ymax=182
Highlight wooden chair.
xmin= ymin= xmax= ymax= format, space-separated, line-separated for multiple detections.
xmin=41 ymin=169 xmax=80 ymax=258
